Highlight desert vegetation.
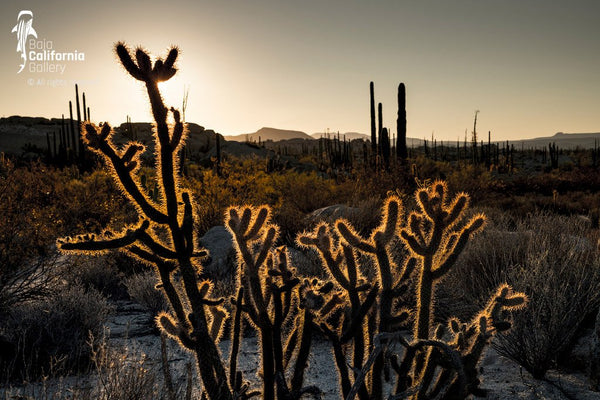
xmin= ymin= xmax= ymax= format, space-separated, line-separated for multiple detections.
xmin=2 ymin=42 xmax=600 ymax=400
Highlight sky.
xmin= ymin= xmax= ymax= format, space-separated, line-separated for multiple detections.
xmin=0 ymin=0 xmax=599 ymax=141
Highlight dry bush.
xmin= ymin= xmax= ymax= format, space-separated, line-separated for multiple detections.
xmin=65 ymin=255 xmax=125 ymax=299
xmin=446 ymin=212 xmax=600 ymax=379
xmin=124 ymin=271 xmax=169 ymax=315
xmin=1 ymin=283 xmax=112 ymax=381
xmin=90 ymin=337 xmax=161 ymax=400
xmin=0 ymin=162 xmax=135 ymax=316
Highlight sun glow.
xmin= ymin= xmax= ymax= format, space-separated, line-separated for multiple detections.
xmin=157 ymin=80 xmax=186 ymax=111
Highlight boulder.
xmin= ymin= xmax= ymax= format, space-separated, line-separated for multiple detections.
xmin=199 ymin=226 xmax=237 ymax=279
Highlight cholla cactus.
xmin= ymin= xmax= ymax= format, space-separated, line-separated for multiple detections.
xmin=400 ymin=181 xmax=486 ymax=342
xmin=57 ymin=43 xmax=233 ymax=400
xmin=226 ymin=205 xmax=320 ymax=400
xmin=301 ymin=183 xmax=526 ymax=400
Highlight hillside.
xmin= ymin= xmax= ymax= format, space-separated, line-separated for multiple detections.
xmin=506 ymin=132 xmax=600 ymax=149
xmin=224 ymin=127 xmax=314 ymax=142
xmin=2 ymin=117 xmax=600 ymax=158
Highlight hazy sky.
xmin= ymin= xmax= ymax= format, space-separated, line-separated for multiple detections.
xmin=1 ymin=0 xmax=598 ymax=141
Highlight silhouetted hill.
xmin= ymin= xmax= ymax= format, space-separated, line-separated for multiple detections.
xmin=505 ymin=132 xmax=600 ymax=149
xmin=224 ymin=127 xmax=314 ymax=142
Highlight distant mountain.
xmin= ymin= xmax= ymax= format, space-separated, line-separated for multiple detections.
xmin=224 ymin=127 xmax=314 ymax=142
xmin=311 ymin=132 xmax=370 ymax=141
xmin=506 ymin=132 xmax=600 ymax=149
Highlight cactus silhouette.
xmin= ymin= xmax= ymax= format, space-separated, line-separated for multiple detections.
xmin=301 ymin=183 xmax=526 ymax=400
xmin=226 ymin=204 xmax=323 ymax=400
xmin=57 ymin=43 xmax=234 ymax=400
xmin=55 ymin=41 xmax=526 ymax=400
xmin=397 ymin=83 xmax=407 ymax=160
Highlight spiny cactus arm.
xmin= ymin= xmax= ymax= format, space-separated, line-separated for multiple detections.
xmin=273 ymin=248 xmax=298 ymax=318
xmin=270 ymin=280 xmax=289 ymax=381
xmin=58 ymin=220 xmax=150 ymax=252
xmin=291 ymin=307 xmax=313 ymax=395
xmin=227 ymin=207 xmax=278 ymax=273
xmin=116 ymin=43 xmax=177 ymax=120
xmin=378 ymin=195 xmax=402 ymax=243
xmin=135 ymin=231 xmax=180 ymax=259
xmin=245 ymin=206 xmax=270 ymax=241
xmin=484 ymin=284 xmax=527 ymax=331
xmin=126 ymin=245 xmax=174 ymax=270
xmin=400 ymin=229 xmax=428 ymax=256
xmin=443 ymin=192 xmax=469 ymax=228
xmin=115 ymin=43 xmax=146 ymax=81
xmin=82 ymin=123 xmax=168 ymax=224
xmin=254 ymin=225 xmax=279 ymax=268
xmin=336 ymin=220 xmax=376 ymax=254
xmin=298 ymin=225 xmax=352 ymax=290
xmin=431 ymin=215 xmax=485 ymax=280
xmin=157 ymin=312 xmax=195 ymax=350
xmin=416 ymin=188 xmax=438 ymax=220
xmin=407 ymin=212 xmax=427 ymax=248
xmin=341 ymin=244 xmax=358 ymax=288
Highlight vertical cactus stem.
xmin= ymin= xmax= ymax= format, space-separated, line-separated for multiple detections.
xmin=291 ymin=307 xmax=313 ymax=394
xmin=229 ymin=287 xmax=244 ymax=391
xmin=417 ymin=189 xmax=436 ymax=220
xmin=181 ymin=192 xmax=194 ymax=256
xmin=245 ymin=206 xmax=270 ymax=241
xmin=237 ymin=207 xmax=253 ymax=236
xmin=209 ymin=307 xmax=228 ymax=343
xmin=170 ymin=108 xmax=184 ymax=150
xmin=380 ymin=195 xmax=401 ymax=242
xmin=342 ymin=244 xmax=357 ymax=288
xmin=255 ymin=226 xmax=278 ymax=270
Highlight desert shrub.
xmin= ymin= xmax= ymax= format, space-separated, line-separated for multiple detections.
xmin=65 ymin=255 xmax=125 ymax=299
xmin=0 ymin=162 xmax=136 ymax=316
xmin=447 ymin=213 xmax=600 ymax=379
xmin=1 ymin=283 xmax=112 ymax=381
xmin=124 ymin=271 xmax=169 ymax=315
xmin=90 ymin=338 xmax=161 ymax=400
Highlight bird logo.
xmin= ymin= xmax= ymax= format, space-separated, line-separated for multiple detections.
xmin=12 ymin=10 xmax=38 ymax=74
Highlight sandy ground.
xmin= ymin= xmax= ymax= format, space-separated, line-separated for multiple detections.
xmin=107 ymin=301 xmax=600 ymax=400
xmin=3 ymin=300 xmax=599 ymax=399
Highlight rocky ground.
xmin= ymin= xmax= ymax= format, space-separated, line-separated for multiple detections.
xmin=2 ymin=298 xmax=599 ymax=399
xmin=106 ymin=300 xmax=600 ymax=400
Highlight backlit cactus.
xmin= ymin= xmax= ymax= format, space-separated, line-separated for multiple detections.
xmin=55 ymin=41 xmax=526 ymax=400
xmin=301 ymin=182 xmax=526 ymax=400
xmin=57 ymin=43 xmax=234 ymax=400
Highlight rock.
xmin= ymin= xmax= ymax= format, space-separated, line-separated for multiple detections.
xmin=307 ymin=204 xmax=358 ymax=225
xmin=199 ymin=226 xmax=237 ymax=279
